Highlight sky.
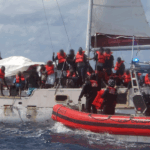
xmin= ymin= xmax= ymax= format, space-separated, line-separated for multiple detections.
xmin=0 ymin=0 xmax=150 ymax=68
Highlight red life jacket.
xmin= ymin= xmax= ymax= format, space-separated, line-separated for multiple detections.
xmin=0 ymin=69 xmax=5 ymax=79
xmin=57 ymin=52 xmax=66 ymax=64
xmin=108 ymin=87 xmax=116 ymax=94
xmin=75 ymin=51 xmax=85 ymax=63
xmin=21 ymin=75 xmax=25 ymax=81
xmin=114 ymin=61 xmax=124 ymax=71
xmin=123 ymin=73 xmax=131 ymax=83
xmin=87 ymin=72 xmax=91 ymax=77
xmin=90 ymin=80 xmax=98 ymax=87
xmin=92 ymin=89 xmax=105 ymax=109
xmin=45 ymin=65 xmax=54 ymax=75
xmin=16 ymin=75 xmax=25 ymax=83
xmin=96 ymin=51 xmax=105 ymax=64
xmin=145 ymin=74 xmax=150 ymax=85
xmin=66 ymin=70 xmax=76 ymax=77
xmin=104 ymin=52 xmax=112 ymax=60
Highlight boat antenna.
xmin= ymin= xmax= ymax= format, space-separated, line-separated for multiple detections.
xmin=42 ymin=0 xmax=54 ymax=52
xmin=55 ymin=0 xmax=72 ymax=49
xmin=85 ymin=0 xmax=93 ymax=58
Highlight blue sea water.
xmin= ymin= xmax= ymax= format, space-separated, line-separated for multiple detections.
xmin=0 ymin=120 xmax=150 ymax=150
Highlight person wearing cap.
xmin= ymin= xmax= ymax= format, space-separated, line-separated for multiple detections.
xmin=78 ymin=73 xmax=98 ymax=113
xmin=101 ymin=79 xmax=117 ymax=115
xmin=45 ymin=60 xmax=55 ymax=88
xmin=0 ymin=66 xmax=9 ymax=96
xmin=75 ymin=47 xmax=87 ymax=84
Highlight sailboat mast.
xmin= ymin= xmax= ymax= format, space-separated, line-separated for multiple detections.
xmin=85 ymin=0 xmax=93 ymax=58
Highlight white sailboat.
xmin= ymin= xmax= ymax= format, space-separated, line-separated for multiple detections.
xmin=0 ymin=0 xmax=150 ymax=123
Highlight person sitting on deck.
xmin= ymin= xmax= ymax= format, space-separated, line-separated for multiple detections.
xmin=145 ymin=73 xmax=150 ymax=86
xmin=45 ymin=60 xmax=55 ymax=88
xmin=75 ymin=47 xmax=87 ymax=85
xmin=66 ymin=66 xmax=78 ymax=88
xmin=0 ymin=66 xmax=9 ymax=96
xmin=114 ymin=57 xmax=125 ymax=86
xmin=101 ymin=79 xmax=117 ymax=115
xmin=78 ymin=73 xmax=98 ymax=114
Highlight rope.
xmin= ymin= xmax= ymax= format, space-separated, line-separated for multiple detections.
xmin=42 ymin=0 xmax=54 ymax=51
xmin=55 ymin=0 xmax=72 ymax=49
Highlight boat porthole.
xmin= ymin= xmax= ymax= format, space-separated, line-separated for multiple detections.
xmin=18 ymin=102 xmax=22 ymax=105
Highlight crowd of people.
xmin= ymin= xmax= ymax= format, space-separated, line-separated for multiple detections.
xmin=0 ymin=47 xmax=150 ymax=114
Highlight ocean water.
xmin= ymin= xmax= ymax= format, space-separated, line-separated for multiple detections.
xmin=0 ymin=120 xmax=150 ymax=150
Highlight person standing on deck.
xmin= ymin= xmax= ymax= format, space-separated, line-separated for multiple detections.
xmin=93 ymin=47 xmax=105 ymax=90
xmin=0 ymin=66 xmax=9 ymax=96
xmin=66 ymin=49 xmax=76 ymax=72
xmin=144 ymin=73 xmax=150 ymax=86
xmin=53 ymin=49 xmax=68 ymax=87
xmin=45 ymin=60 xmax=55 ymax=88
xmin=75 ymin=47 xmax=87 ymax=85
xmin=101 ymin=79 xmax=117 ymax=115
xmin=104 ymin=49 xmax=114 ymax=72
xmin=78 ymin=73 xmax=98 ymax=114
xmin=114 ymin=57 xmax=125 ymax=85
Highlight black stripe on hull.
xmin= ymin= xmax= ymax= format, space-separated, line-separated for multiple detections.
xmin=52 ymin=111 xmax=150 ymax=130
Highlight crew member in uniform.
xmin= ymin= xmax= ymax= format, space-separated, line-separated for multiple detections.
xmin=75 ymin=47 xmax=87 ymax=84
xmin=101 ymin=79 xmax=117 ymax=115
xmin=0 ymin=66 xmax=9 ymax=96
xmin=78 ymin=73 xmax=98 ymax=114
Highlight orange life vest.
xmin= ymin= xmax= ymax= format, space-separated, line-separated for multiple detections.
xmin=114 ymin=61 xmax=124 ymax=71
xmin=57 ymin=52 xmax=66 ymax=64
xmin=75 ymin=51 xmax=85 ymax=63
xmin=16 ymin=75 xmax=25 ymax=83
xmin=45 ymin=65 xmax=54 ymax=75
xmin=104 ymin=52 xmax=112 ymax=60
xmin=0 ymin=69 xmax=5 ymax=79
xmin=92 ymin=89 xmax=105 ymax=109
xmin=123 ymin=73 xmax=131 ymax=83
xmin=145 ymin=74 xmax=150 ymax=85
xmin=66 ymin=70 xmax=76 ymax=77
xmin=96 ymin=51 xmax=105 ymax=64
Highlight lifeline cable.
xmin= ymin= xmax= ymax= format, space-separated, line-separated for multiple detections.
xmin=55 ymin=0 xmax=72 ymax=49
xmin=42 ymin=0 xmax=54 ymax=51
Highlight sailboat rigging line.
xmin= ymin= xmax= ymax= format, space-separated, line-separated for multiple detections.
xmin=42 ymin=0 xmax=54 ymax=51
xmin=55 ymin=0 xmax=72 ymax=49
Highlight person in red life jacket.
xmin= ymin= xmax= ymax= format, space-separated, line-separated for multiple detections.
xmin=145 ymin=73 xmax=150 ymax=85
xmin=78 ymin=73 xmax=98 ymax=114
xmin=122 ymin=70 xmax=131 ymax=88
xmin=39 ymin=65 xmax=47 ymax=88
xmin=93 ymin=47 xmax=105 ymax=90
xmin=13 ymin=71 xmax=25 ymax=96
xmin=53 ymin=49 xmax=68 ymax=78
xmin=45 ymin=61 xmax=55 ymax=88
xmin=101 ymin=79 xmax=117 ymax=115
xmin=75 ymin=47 xmax=87 ymax=84
xmin=114 ymin=57 xmax=125 ymax=86
xmin=0 ymin=66 xmax=9 ymax=96
xmin=104 ymin=49 xmax=114 ymax=71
